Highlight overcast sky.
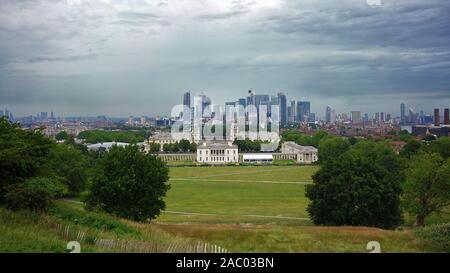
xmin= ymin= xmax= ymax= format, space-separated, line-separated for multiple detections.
xmin=1 ymin=0 xmax=449 ymax=118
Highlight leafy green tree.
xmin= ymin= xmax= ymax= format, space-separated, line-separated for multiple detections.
xmin=0 ymin=118 xmax=54 ymax=201
xmin=45 ymin=144 xmax=88 ymax=195
xmin=403 ymin=152 xmax=450 ymax=226
xmin=55 ymin=131 xmax=69 ymax=141
xmin=85 ymin=145 xmax=170 ymax=222
xmin=311 ymin=131 xmax=328 ymax=147
xmin=149 ymin=143 xmax=161 ymax=153
xmin=426 ymin=137 xmax=450 ymax=159
xmin=306 ymin=141 xmax=404 ymax=229
xmin=318 ymin=137 xmax=351 ymax=163
xmin=400 ymin=140 xmax=422 ymax=159
xmin=179 ymin=139 xmax=191 ymax=153
xmin=189 ymin=142 xmax=197 ymax=153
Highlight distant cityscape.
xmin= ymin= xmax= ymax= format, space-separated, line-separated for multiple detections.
xmin=1 ymin=90 xmax=449 ymax=140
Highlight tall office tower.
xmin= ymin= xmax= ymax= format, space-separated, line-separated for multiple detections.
xmin=380 ymin=112 xmax=385 ymax=122
xmin=325 ymin=106 xmax=332 ymax=123
xmin=247 ymin=90 xmax=255 ymax=106
xmin=400 ymin=103 xmax=406 ymax=123
xmin=287 ymin=106 xmax=292 ymax=122
xmin=374 ymin=112 xmax=380 ymax=123
xmin=445 ymin=108 xmax=450 ymax=125
xmin=238 ymin=98 xmax=246 ymax=108
xmin=183 ymin=91 xmax=191 ymax=108
xmin=5 ymin=109 xmax=10 ymax=119
xmin=290 ymin=100 xmax=296 ymax=122
xmin=386 ymin=113 xmax=391 ymax=122
xmin=364 ymin=113 xmax=369 ymax=122
xmin=50 ymin=111 xmax=54 ymax=119
xmin=434 ymin=108 xmax=440 ymax=127
xmin=200 ymin=95 xmax=212 ymax=117
xmin=277 ymin=92 xmax=287 ymax=126
xmin=41 ymin=112 xmax=48 ymax=120
xmin=351 ymin=111 xmax=362 ymax=123
xmin=297 ymin=101 xmax=310 ymax=122
xmin=419 ymin=110 xmax=424 ymax=124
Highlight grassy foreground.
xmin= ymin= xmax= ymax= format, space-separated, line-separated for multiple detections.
xmin=1 ymin=165 xmax=448 ymax=252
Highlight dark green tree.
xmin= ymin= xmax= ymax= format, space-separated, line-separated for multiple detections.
xmin=306 ymin=141 xmax=404 ymax=229
xmin=179 ymin=139 xmax=191 ymax=153
xmin=318 ymin=137 xmax=351 ymax=163
xmin=0 ymin=118 xmax=54 ymax=201
xmin=400 ymin=140 xmax=422 ymax=159
xmin=45 ymin=144 xmax=88 ymax=195
xmin=85 ymin=145 xmax=170 ymax=222
xmin=149 ymin=143 xmax=161 ymax=153
xmin=55 ymin=131 xmax=69 ymax=141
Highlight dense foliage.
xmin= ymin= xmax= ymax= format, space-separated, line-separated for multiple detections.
xmin=403 ymin=151 xmax=450 ymax=226
xmin=281 ymin=130 xmax=329 ymax=147
xmin=306 ymin=140 xmax=404 ymax=229
xmin=85 ymin=145 xmax=170 ymax=222
xmin=45 ymin=144 xmax=89 ymax=195
xmin=4 ymin=177 xmax=65 ymax=212
xmin=414 ymin=223 xmax=450 ymax=252
xmin=0 ymin=118 xmax=55 ymax=201
xmin=77 ymin=129 xmax=148 ymax=144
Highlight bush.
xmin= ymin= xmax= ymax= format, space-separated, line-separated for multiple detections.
xmin=49 ymin=204 xmax=136 ymax=235
xmin=415 ymin=223 xmax=450 ymax=252
xmin=3 ymin=177 xmax=65 ymax=212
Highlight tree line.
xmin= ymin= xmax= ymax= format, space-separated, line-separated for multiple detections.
xmin=0 ymin=118 xmax=169 ymax=222
xmin=307 ymin=136 xmax=450 ymax=228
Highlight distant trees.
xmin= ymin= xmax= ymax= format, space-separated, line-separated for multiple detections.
xmin=233 ymin=139 xmax=262 ymax=152
xmin=77 ymin=129 xmax=147 ymax=144
xmin=403 ymin=151 xmax=450 ymax=226
xmin=85 ymin=145 xmax=170 ymax=222
xmin=178 ymin=139 xmax=191 ymax=153
xmin=400 ymin=140 xmax=422 ymax=159
xmin=306 ymin=140 xmax=404 ymax=229
xmin=161 ymin=140 xmax=196 ymax=153
xmin=281 ymin=130 xmax=329 ymax=147
xmin=149 ymin=143 xmax=161 ymax=153
xmin=318 ymin=137 xmax=351 ymax=163
xmin=55 ymin=131 xmax=69 ymax=141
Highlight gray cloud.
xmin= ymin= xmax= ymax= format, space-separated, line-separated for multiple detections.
xmin=0 ymin=0 xmax=449 ymax=117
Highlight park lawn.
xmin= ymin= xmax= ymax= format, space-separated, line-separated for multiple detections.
xmin=157 ymin=166 xmax=317 ymax=224
xmin=168 ymin=165 xmax=318 ymax=181
xmin=159 ymin=180 xmax=309 ymax=222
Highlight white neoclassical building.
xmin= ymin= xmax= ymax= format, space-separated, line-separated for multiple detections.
xmin=197 ymin=141 xmax=239 ymax=164
xmin=281 ymin=141 xmax=318 ymax=164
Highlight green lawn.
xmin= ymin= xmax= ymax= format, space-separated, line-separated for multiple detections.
xmin=157 ymin=166 xmax=318 ymax=224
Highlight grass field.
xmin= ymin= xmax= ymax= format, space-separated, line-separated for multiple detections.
xmin=1 ymin=165 xmax=448 ymax=252
xmin=158 ymin=166 xmax=317 ymax=224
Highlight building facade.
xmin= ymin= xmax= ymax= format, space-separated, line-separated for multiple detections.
xmin=197 ymin=141 xmax=239 ymax=164
xmin=281 ymin=141 xmax=318 ymax=164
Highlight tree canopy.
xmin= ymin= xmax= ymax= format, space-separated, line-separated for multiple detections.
xmin=306 ymin=140 xmax=404 ymax=229
xmin=85 ymin=145 xmax=170 ymax=222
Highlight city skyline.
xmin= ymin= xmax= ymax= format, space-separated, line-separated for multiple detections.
xmin=1 ymin=0 xmax=450 ymax=116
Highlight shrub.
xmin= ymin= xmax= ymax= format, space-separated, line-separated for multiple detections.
xmin=415 ymin=223 xmax=450 ymax=252
xmin=4 ymin=177 xmax=65 ymax=212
